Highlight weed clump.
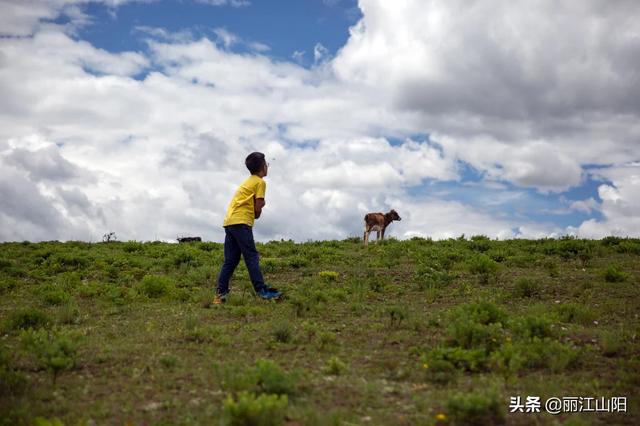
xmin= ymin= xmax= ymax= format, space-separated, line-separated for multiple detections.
xmin=318 ymin=271 xmax=339 ymax=282
xmin=603 ymin=265 xmax=628 ymax=283
xmin=511 ymin=315 xmax=554 ymax=340
xmin=492 ymin=338 xmax=582 ymax=373
xmin=0 ymin=346 xmax=27 ymax=398
xmin=446 ymin=387 xmax=505 ymax=425
xmin=20 ymin=328 xmax=80 ymax=385
xmin=57 ymin=303 xmax=81 ymax=325
xmin=323 ymin=356 xmax=347 ymax=376
xmin=222 ymin=391 xmax=288 ymax=426
xmin=466 ymin=255 xmax=500 ymax=284
xmin=3 ymin=308 xmax=50 ymax=332
xmin=555 ymin=303 xmax=595 ymax=325
xmin=215 ymin=359 xmax=300 ymax=397
xmin=272 ymin=322 xmax=293 ymax=343
xmin=41 ymin=286 xmax=72 ymax=306
xmin=159 ymin=353 xmax=179 ymax=370
xmin=386 ymin=306 xmax=407 ymax=328
xmin=513 ymin=277 xmax=541 ymax=298
xmin=136 ymin=275 xmax=175 ymax=298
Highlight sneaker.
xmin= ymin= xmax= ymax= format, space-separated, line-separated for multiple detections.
xmin=213 ymin=292 xmax=228 ymax=305
xmin=256 ymin=287 xmax=282 ymax=300
xmin=264 ymin=284 xmax=280 ymax=293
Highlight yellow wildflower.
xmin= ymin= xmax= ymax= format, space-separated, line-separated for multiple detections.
xmin=422 ymin=362 xmax=429 ymax=369
xmin=436 ymin=413 xmax=447 ymax=421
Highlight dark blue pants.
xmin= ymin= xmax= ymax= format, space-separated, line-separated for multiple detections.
xmin=217 ymin=224 xmax=265 ymax=294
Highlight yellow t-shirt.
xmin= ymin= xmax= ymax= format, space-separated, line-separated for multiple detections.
xmin=223 ymin=175 xmax=266 ymax=227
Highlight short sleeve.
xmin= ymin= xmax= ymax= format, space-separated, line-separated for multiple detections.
xmin=255 ymin=179 xmax=266 ymax=199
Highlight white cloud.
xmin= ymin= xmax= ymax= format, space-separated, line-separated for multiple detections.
xmin=195 ymin=0 xmax=250 ymax=7
xmin=570 ymin=198 xmax=599 ymax=215
xmin=572 ymin=164 xmax=640 ymax=238
xmin=313 ymin=43 xmax=330 ymax=65
xmin=333 ymin=0 xmax=640 ymax=190
xmin=0 ymin=1 xmax=638 ymax=242
xmin=213 ymin=28 xmax=239 ymax=49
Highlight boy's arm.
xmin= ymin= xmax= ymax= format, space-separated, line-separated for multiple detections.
xmin=254 ymin=197 xmax=266 ymax=219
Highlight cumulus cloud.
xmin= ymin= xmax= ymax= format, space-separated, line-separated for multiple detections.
xmin=333 ymin=0 xmax=640 ymax=189
xmin=0 ymin=0 xmax=638 ymax=242
xmin=571 ymin=164 xmax=640 ymax=238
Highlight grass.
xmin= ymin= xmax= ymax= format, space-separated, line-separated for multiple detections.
xmin=0 ymin=237 xmax=638 ymax=425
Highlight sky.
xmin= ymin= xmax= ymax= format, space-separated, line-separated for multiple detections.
xmin=0 ymin=0 xmax=639 ymax=243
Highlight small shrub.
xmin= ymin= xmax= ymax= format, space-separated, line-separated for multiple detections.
xmin=198 ymin=242 xmax=218 ymax=252
xmin=122 ymin=241 xmax=144 ymax=253
xmin=603 ymin=265 xmax=628 ymax=283
xmin=159 ymin=353 xmax=179 ymax=369
xmin=615 ymin=240 xmax=640 ymax=254
xmin=318 ymin=271 xmax=339 ymax=282
xmin=272 ymin=322 xmax=293 ymax=344
xmin=0 ymin=347 xmax=27 ymax=398
xmin=174 ymin=251 xmax=199 ymax=267
xmin=600 ymin=330 xmax=624 ymax=357
xmin=542 ymin=259 xmax=560 ymax=277
xmin=448 ymin=320 xmax=504 ymax=353
xmin=468 ymin=235 xmax=491 ymax=252
xmin=446 ymin=388 xmax=505 ymax=425
xmin=184 ymin=316 xmax=225 ymax=343
xmin=420 ymin=356 xmax=458 ymax=384
xmin=487 ymin=249 xmax=508 ymax=263
xmin=493 ymin=338 xmax=581 ymax=373
xmin=415 ymin=267 xmax=456 ymax=290
xmin=287 ymin=256 xmax=309 ymax=269
xmin=136 ymin=275 xmax=175 ymax=298
xmin=0 ymin=278 xmax=19 ymax=294
xmin=289 ymin=295 xmax=313 ymax=318
xmin=317 ymin=331 xmax=337 ymax=349
xmin=600 ymin=236 xmax=622 ymax=247
xmin=513 ymin=277 xmax=541 ymax=298
xmin=323 ymin=356 xmax=347 ymax=376
xmin=467 ymin=255 xmax=499 ymax=284
xmin=455 ymin=301 xmax=507 ymax=325
xmin=511 ymin=315 xmax=554 ymax=340
xmin=425 ymin=346 xmax=488 ymax=374
xmin=57 ymin=303 xmax=81 ymax=325
xmin=556 ymin=303 xmax=595 ymax=325
xmin=215 ymin=359 xmax=299 ymax=397
xmin=20 ymin=328 xmax=80 ymax=385
xmin=222 ymin=391 xmax=288 ymax=426
xmin=4 ymin=308 xmax=50 ymax=332
xmin=254 ymin=359 xmax=299 ymax=396
xmin=301 ymin=321 xmax=319 ymax=342
xmin=386 ymin=306 xmax=407 ymax=327
xmin=366 ymin=275 xmax=388 ymax=293
xmin=42 ymin=287 xmax=72 ymax=306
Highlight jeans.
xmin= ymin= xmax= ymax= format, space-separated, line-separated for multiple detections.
xmin=217 ymin=224 xmax=265 ymax=294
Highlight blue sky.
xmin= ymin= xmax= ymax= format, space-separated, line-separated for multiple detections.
xmin=0 ymin=0 xmax=638 ymax=242
xmin=69 ymin=0 xmax=360 ymax=65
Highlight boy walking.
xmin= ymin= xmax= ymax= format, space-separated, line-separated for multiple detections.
xmin=214 ymin=152 xmax=282 ymax=304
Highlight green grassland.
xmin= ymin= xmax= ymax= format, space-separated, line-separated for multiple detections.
xmin=1 ymin=236 xmax=639 ymax=425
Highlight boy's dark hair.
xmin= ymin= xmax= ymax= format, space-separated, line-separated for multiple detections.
xmin=245 ymin=152 xmax=266 ymax=174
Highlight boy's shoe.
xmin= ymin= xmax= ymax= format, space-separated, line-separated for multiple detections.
xmin=264 ymin=284 xmax=280 ymax=293
xmin=213 ymin=292 xmax=228 ymax=305
xmin=256 ymin=287 xmax=282 ymax=300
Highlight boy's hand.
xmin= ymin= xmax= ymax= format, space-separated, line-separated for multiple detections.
xmin=254 ymin=197 xmax=265 ymax=219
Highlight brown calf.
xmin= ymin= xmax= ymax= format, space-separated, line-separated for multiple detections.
xmin=363 ymin=209 xmax=401 ymax=245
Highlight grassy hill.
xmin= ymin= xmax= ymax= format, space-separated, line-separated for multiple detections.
xmin=1 ymin=237 xmax=639 ymax=425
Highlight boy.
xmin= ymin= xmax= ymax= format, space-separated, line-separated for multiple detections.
xmin=214 ymin=152 xmax=282 ymax=304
